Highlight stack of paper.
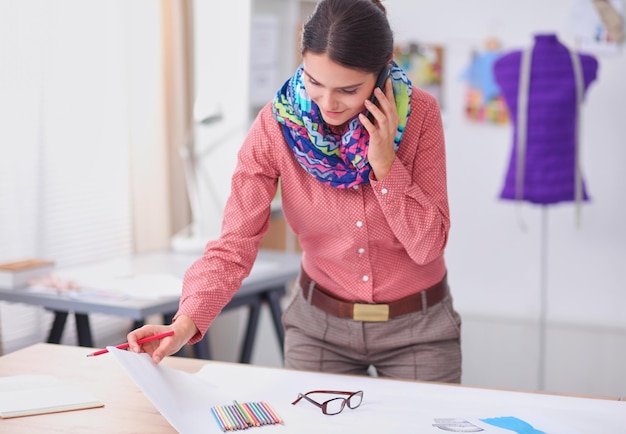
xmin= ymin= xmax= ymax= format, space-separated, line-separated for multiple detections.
xmin=0 ymin=259 xmax=55 ymax=290
xmin=0 ymin=374 xmax=103 ymax=418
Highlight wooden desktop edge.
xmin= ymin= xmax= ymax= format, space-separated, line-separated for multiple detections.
xmin=3 ymin=343 xmax=623 ymax=402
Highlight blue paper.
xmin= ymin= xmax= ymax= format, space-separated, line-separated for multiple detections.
xmin=480 ymin=416 xmax=546 ymax=434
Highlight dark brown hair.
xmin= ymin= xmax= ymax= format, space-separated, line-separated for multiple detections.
xmin=301 ymin=0 xmax=393 ymax=74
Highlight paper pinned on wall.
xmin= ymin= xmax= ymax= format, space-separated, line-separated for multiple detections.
xmin=569 ymin=0 xmax=624 ymax=54
xmin=250 ymin=15 xmax=280 ymax=106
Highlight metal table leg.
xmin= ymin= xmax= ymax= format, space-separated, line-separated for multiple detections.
xmin=47 ymin=311 xmax=69 ymax=344
xmin=75 ymin=313 xmax=94 ymax=347
xmin=265 ymin=287 xmax=286 ymax=354
xmin=238 ymin=297 xmax=263 ymax=364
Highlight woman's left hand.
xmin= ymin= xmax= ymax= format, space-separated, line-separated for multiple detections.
xmin=359 ymin=77 xmax=399 ymax=181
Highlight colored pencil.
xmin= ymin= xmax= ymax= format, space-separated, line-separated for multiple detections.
xmin=86 ymin=330 xmax=174 ymax=357
xmin=211 ymin=400 xmax=282 ymax=431
xmin=211 ymin=407 xmax=227 ymax=432
xmin=216 ymin=406 xmax=235 ymax=431
xmin=253 ymin=401 xmax=272 ymax=424
xmin=261 ymin=401 xmax=284 ymax=425
xmin=233 ymin=400 xmax=254 ymax=427
xmin=227 ymin=405 xmax=243 ymax=430
xmin=227 ymin=405 xmax=246 ymax=429
xmin=244 ymin=402 xmax=264 ymax=425
xmin=250 ymin=402 xmax=270 ymax=424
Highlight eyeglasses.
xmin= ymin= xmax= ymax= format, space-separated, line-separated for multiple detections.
xmin=291 ymin=390 xmax=363 ymax=415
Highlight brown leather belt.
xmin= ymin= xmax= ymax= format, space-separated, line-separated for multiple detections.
xmin=299 ymin=268 xmax=448 ymax=322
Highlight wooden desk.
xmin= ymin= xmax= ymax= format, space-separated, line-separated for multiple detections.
xmin=0 ymin=250 xmax=302 ymax=363
xmin=0 ymin=344 xmax=624 ymax=434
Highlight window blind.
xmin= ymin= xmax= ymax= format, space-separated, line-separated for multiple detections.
xmin=0 ymin=1 xmax=136 ymax=354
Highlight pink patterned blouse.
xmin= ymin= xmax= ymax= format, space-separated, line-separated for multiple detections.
xmin=176 ymin=87 xmax=450 ymax=344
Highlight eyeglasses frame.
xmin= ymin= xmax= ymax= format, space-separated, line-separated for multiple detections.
xmin=291 ymin=389 xmax=364 ymax=415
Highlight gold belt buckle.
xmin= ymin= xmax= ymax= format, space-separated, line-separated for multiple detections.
xmin=353 ymin=303 xmax=389 ymax=322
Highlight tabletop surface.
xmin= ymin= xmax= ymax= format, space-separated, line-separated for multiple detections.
xmin=0 ymin=249 xmax=303 ymax=318
xmin=0 ymin=343 xmax=624 ymax=434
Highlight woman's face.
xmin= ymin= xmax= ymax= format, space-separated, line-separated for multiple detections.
xmin=302 ymin=52 xmax=377 ymax=126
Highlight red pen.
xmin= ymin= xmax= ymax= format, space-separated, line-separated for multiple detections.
xmin=85 ymin=330 xmax=174 ymax=357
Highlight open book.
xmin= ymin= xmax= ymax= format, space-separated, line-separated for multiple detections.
xmin=0 ymin=374 xmax=103 ymax=419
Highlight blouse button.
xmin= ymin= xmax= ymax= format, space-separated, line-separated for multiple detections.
xmin=356 ymin=221 xmax=363 ymax=228
xmin=353 ymin=185 xmax=359 ymax=190
xmin=362 ymin=275 xmax=369 ymax=282
xmin=358 ymin=248 xmax=365 ymax=254
xmin=381 ymin=188 xmax=388 ymax=195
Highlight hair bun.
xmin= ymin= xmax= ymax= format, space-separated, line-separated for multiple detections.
xmin=371 ymin=0 xmax=386 ymax=14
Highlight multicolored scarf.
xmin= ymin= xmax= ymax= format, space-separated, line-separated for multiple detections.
xmin=272 ymin=62 xmax=412 ymax=188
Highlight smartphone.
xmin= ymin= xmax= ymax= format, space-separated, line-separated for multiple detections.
xmin=365 ymin=63 xmax=392 ymax=123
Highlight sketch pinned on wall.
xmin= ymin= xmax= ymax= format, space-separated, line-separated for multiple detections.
xmin=460 ymin=37 xmax=509 ymax=125
xmin=250 ymin=15 xmax=280 ymax=106
xmin=569 ymin=0 xmax=625 ymax=54
xmin=394 ymin=42 xmax=445 ymax=110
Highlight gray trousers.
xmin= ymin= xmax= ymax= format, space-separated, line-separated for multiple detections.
xmin=282 ymin=284 xmax=462 ymax=383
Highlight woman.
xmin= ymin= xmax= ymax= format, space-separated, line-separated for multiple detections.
xmin=128 ymin=0 xmax=461 ymax=383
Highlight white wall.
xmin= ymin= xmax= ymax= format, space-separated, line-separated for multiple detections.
xmin=387 ymin=0 xmax=626 ymax=327
xmin=191 ymin=0 xmax=252 ymax=242
xmin=194 ymin=0 xmax=626 ymax=396
xmin=385 ymin=0 xmax=626 ymax=395
xmin=190 ymin=0 xmax=253 ymax=361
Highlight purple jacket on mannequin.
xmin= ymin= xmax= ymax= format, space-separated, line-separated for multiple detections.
xmin=494 ymin=34 xmax=598 ymax=205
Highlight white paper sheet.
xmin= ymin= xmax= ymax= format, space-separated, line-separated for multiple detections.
xmin=83 ymin=274 xmax=183 ymax=299
xmin=107 ymin=347 xmax=217 ymax=434
xmin=107 ymin=346 xmax=625 ymax=434
xmin=0 ymin=374 xmax=103 ymax=419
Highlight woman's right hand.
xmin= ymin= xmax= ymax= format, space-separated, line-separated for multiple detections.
xmin=126 ymin=314 xmax=199 ymax=364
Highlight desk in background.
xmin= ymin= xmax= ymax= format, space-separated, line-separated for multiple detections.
xmin=0 ymin=343 xmax=624 ymax=434
xmin=0 ymin=249 xmax=302 ymax=363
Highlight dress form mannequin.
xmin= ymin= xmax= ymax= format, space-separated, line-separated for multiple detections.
xmin=494 ymin=34 xmax=598 ymax=205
